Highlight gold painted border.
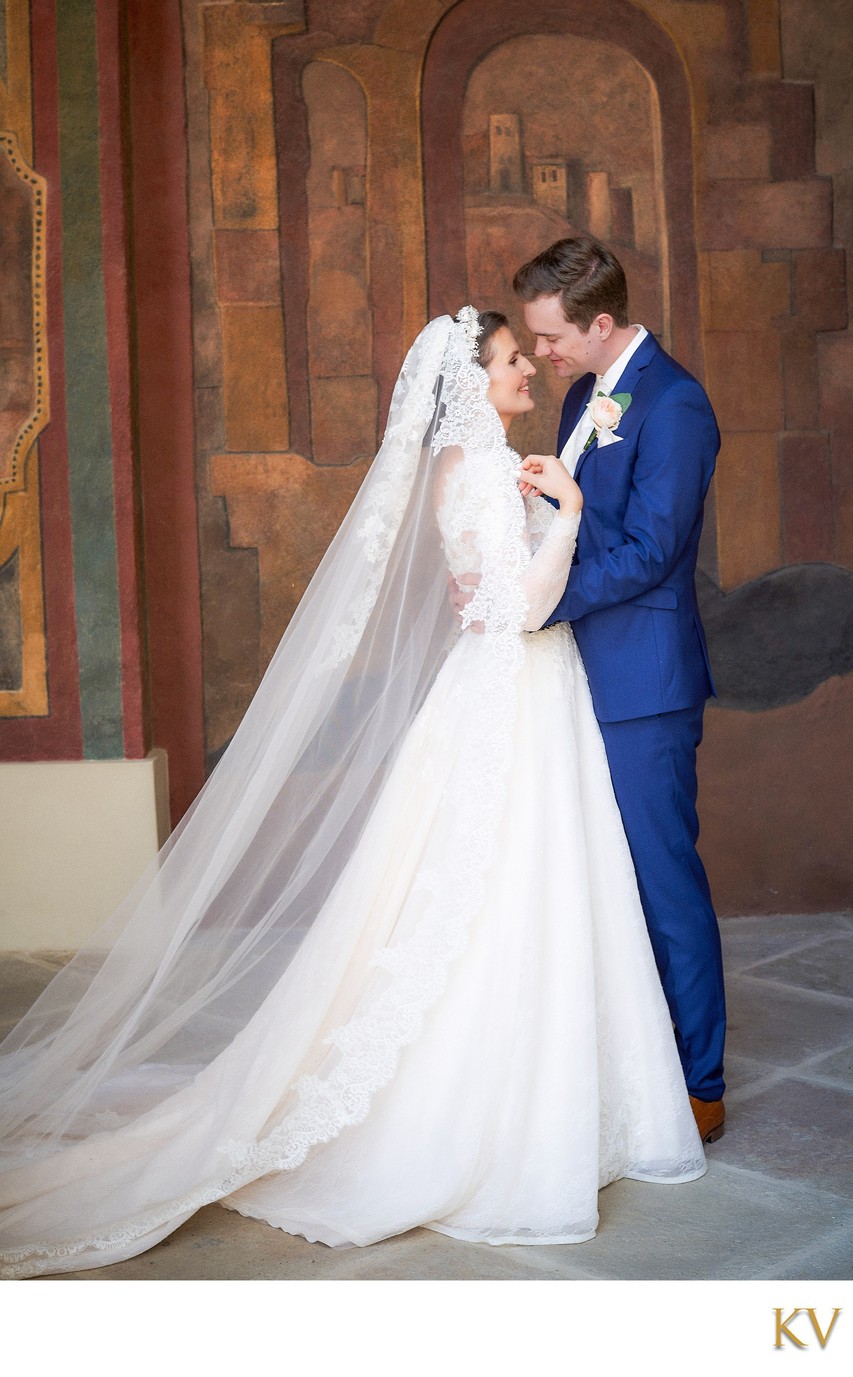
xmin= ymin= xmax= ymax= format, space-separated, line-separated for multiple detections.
xmin=0 ymin=468 xmax=48 ymax=715
xmin=0 ymin=125 xmax=49 ymax=715
xmin=0 ymin=129 xmax=49 ymax=493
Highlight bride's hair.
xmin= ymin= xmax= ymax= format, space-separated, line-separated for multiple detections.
xmin=473 ymin=310 xmax=509 ymax=367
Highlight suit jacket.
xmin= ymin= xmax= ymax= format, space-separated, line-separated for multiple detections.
xmin=544 ymin=331 xmax=719 ymax=722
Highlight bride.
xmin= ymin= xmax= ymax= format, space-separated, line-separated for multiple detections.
xmin=0 ymin=307 xmax=704 ymax=1278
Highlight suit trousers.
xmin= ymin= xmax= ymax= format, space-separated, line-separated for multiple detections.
xmin=597 ymin=703 xmax=726 ymax=1101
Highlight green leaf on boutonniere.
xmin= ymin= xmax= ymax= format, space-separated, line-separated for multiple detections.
xmin=610 ymin=392 xmax=632 ymax=413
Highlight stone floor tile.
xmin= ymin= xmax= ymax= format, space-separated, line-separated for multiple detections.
xmin=712 ymin=1077 xmax=853 ymax=1198
xmin=757 ymin=1221 xmax=853 ymax=1281
xmin=565 ymin=1163 xmax=847 ymax=1280
xmin=0 ymin=958 xmax=60 ymax=1024
xmin=723 ymin=1051 xmax=780 ymax=1091
xmin=743 ymin=935 xmax=853 ymax=999
xmin=719 ymin=913 xmax=851 ymax=973
xmin=807 ymin=1044 xmax=853 ymax=1089
xmin=725 ymin=973 xmax=852 ymax=1067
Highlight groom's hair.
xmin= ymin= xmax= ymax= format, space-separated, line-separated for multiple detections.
xmin=513 ymin=236 xmax=629 ymax=331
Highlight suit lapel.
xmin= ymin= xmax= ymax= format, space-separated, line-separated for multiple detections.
xmin=573 ymin=332 xmax=659 ymax=484
xmin=558 ymin=372 xmax=595 ymax=454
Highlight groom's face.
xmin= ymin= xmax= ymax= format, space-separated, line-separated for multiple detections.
xmin=522 ymin=294 xmax=601 ymax=380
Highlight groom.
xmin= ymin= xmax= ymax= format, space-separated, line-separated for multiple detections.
xmin=514 ymin=236 xmax=726 ymax=1143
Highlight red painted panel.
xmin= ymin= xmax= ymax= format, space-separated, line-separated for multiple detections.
xmin=273 ymin=44 xmax=312 ymax=457
xmin=125 ymin=0 xmax=205 ymax=821
xmin=95 ymin=0 xmax=147 ymax=760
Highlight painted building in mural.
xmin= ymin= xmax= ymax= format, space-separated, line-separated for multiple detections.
xmin=488 ymin=114 xmax=523 ymax=195
xmin=0 ymin=0 xmax=851 ymax=945
xmin=532 ymin=162 xmax=569 ymax=219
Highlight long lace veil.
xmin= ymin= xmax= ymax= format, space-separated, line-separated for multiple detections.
xmin=0 ymin=309 xmax=508 ymax=1161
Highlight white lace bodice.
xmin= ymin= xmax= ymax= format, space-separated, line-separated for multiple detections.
xmin=435 ymin=442 xmax=580 ymax=634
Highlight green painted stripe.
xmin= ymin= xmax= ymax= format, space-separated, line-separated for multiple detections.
xmin=56 ymin=0 xmax=124 ymax=758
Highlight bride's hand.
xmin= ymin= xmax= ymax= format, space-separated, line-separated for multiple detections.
xmin=519 ymin=455 xmax=583 ymax=513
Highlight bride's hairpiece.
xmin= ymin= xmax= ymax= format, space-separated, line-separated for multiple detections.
xmin=454 ymin=305 xmax=482 ymax=357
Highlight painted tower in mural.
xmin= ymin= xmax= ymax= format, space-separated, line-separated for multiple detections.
xmin=488 ymin=113 xmax=523 ymax=194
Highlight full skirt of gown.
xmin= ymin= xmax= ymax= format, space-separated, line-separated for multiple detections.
xmin=0 ymin=622 xmax=705 ymax=1276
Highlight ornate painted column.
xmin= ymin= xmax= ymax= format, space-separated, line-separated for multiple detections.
xmin=0 ymin=6 xmax=49 ymax=721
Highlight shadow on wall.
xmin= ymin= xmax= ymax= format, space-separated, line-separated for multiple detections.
xmin=698 ymin=565 xmax=853 ymax=710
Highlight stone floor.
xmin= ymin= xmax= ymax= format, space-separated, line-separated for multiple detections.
xmin=1 ymin=911 xmax=851 ymax=1281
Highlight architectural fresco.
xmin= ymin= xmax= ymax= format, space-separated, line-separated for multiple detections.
xmin=1 ymin=0 xmax=851 ymax=914
xmin=172 ymin=0 xmax=853 ymax=908
xmin=459 ymin=34 xmax=666 ymax=458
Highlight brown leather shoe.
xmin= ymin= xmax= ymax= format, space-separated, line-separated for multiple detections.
xmin=690 ymin=1095 xmax=725 ymax=1143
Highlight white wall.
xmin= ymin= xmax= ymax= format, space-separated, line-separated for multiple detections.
xmin=0 ymin=750 xmax=170 ymax=950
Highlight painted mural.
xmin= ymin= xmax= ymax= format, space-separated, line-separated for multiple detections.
xmin=459 ymin=34 xmax=666 ymax=460
xmin=0 ymin=66 xmax=49 ymax=718
xmin=1 ymin=0 xmax=851 ymax=915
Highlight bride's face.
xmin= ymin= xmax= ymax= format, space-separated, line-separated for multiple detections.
xmin=485 ymin=327 xmax=536 ymax=431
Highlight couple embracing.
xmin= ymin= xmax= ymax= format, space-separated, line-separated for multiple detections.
xmin=0 ymin=236 xmax=725 ymax=1276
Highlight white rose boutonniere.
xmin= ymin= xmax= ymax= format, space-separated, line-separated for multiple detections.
xmin=582 ymin=390 xmax=633 ymax=452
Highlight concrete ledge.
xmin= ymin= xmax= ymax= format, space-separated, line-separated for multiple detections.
xmin=0 ymin=751 xmax=170 ymax=949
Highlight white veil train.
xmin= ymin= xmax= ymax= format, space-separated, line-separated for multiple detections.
xmin=0 ymin=308 xmax=546 ymax=1274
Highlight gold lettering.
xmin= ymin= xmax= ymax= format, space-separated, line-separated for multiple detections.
xmin=774 ymin=1309 xmax=807 ymax=1348
xmin=807 ymin=1308 xmax=841 ymax=1348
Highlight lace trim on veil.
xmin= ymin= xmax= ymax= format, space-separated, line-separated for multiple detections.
xmin=1 ymin=587 xmax=524 ymax=1279
xmin=0 ymin=312 xmax=537 ymax=1278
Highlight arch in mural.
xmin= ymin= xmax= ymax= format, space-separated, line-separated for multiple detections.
xmin=274 ymin=49 xmax=379 ymax=464
xmin=303 ymin=61 xmax=376 ymax=465
xmin=421 ymin=0 xmax=703 ymax=383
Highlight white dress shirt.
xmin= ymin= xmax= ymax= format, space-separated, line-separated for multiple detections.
xmin=559 ymin=325 xmax=648 ymax=476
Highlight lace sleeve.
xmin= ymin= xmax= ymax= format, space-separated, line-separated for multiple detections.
xmin=519 ymin=502 xmax=581 ymax=630
xmin=435 ymin=447 xmax=580 ymax=634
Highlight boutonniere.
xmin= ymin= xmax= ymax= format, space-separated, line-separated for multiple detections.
xmin=582 ymin=391 xmax=633 ymax=451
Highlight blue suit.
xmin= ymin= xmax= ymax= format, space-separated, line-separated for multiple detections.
xmin=546 ymin=331 xmax=726 ymax=1100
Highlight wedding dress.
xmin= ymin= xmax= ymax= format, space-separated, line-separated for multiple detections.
xmin=0 ymin=310 xmax=704 ymax=1278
